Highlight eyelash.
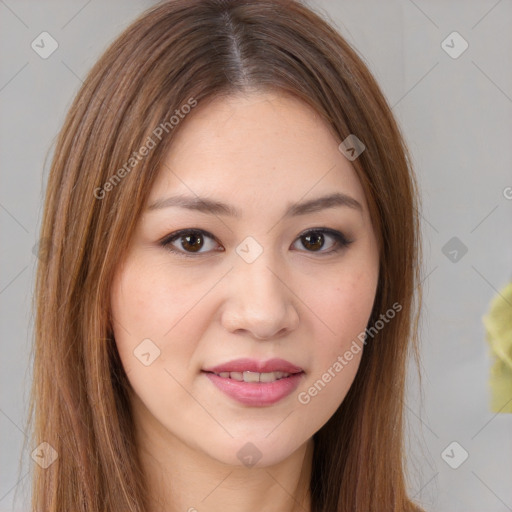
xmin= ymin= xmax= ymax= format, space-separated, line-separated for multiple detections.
xmin=159 ymin=228 xmax=353 ymax=259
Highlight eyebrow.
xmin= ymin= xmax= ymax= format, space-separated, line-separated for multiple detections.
xmin=146 ymin=192 xmax=363 ymax=218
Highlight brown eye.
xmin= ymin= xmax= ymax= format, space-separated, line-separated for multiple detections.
xmin=160 ymin=227 xmax=352 ymax=259
xmin=293 ymin=228 xmax=352 ymax=255
xmin=160 ymin=229 xmax=221 ymax=257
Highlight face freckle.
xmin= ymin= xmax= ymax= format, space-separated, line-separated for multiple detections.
xmin=110 ymin=90 xmax=380 ymax=470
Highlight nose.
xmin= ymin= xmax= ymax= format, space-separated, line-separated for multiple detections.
xmin=220 ymin=252 xmax=300 ymax=340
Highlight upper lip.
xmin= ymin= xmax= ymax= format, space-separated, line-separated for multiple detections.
xmin=202 ymin=358 xmax=304 ymax=374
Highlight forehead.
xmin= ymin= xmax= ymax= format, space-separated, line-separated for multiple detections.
xmin=148 ymin=91 xmax=369 ymax=217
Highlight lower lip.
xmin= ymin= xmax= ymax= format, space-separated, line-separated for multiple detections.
xmin=202 ymin=371 xmax=304 ymax=406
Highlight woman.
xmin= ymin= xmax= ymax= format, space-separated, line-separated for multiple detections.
xmin=25 ymin=0 xmax=425 ymax=510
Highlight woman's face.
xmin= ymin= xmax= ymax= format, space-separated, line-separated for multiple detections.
xmin=110 ymin=91 xmax=380 ymax=468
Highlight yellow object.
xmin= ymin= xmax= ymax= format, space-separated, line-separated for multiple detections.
xmin=483 ymin=281 xmax=512 ymax=413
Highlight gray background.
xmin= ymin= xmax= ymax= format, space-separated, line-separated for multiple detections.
xmin=1 ymin=1 xmax=511 ymax=510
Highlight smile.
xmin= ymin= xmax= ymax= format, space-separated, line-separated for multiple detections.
xmin=211 ymin=370 xmax=291 ymax=383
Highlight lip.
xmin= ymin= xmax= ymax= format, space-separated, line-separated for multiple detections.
xmin=202 ymin=358 xmax=305 ymax=407
xmin=202 ymin=357 xmax=304 ymax=374
xmin=203 ymin=371 xmax=304 ymax=406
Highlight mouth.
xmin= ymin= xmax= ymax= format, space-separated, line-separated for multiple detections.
xmin=201 ymin=358 xmax=305 ymax=406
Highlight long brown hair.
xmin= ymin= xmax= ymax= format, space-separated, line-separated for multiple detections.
xmin=23 ymin=0 xmax=425 ymax=510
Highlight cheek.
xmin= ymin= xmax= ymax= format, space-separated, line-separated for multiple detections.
xmin=302 ymin=224 xmax=379 ymax=340
xmin=112 ymin=252 xmax=201 ymax=333
xmin=295 ymin=265 xmax=377 ymax=424
xmin=301 ymin=250 xmax=378 ymax=373
xmin=307 ymin=262 xmax=378 ymax=347
xmin=110 ymin=258 xmax=197 ymax=375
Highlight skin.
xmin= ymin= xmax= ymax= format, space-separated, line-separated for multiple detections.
xmin=110 ymin=90 xmax=380 ymax=512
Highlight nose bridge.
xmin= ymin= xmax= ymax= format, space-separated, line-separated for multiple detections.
xmin=222 ymin=240 xmax=298 ymax=338
xmin=240 ymin=252 xmax=280 ymax=299
xmin=235 ymin=244 xmax=285 ymax=309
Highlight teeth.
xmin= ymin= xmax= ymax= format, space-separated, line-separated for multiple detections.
xmin=259 ymin=371 xmax=289 ymax=382
xmin=215 ymin=371 xmax=291 ymax=382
